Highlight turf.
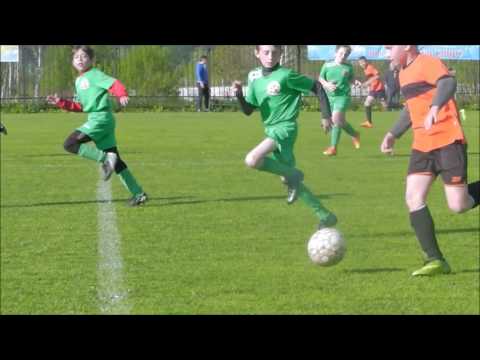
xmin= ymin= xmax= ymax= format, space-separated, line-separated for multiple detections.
xmin=1 ymin=110 xmax=478 ymax=314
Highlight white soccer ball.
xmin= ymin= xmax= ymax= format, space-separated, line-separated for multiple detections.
xmin=307 ymin=228 xmax=346 ymax=266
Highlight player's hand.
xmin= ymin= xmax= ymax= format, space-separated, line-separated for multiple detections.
xmin=46 ymin=93 xmax=60 ymax=105
xmin=199 ymin=81 xmax=205 ymax=89
xmin=424 ymin=105 xmax=439 ymax=131
xmin=119 ymin=96 xmax=129 ymax=107
xmin=380 ymin=132 xmax=396 ymax=155
xmin=231 ymin=81 xmax=243 ymax=97
xmin=354 ymin=80 xmax=362 ymax=87
xmin=321 ymin=118 xmax=333 ymax=134
xmin=324 ymin=82 xmax=337 ymax=92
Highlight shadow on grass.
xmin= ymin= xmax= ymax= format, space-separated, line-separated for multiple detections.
xmin=1 ymin=196 xmax=191 ymax=209
xmin=455 ymin=268 xmax=480 ymax=274
xmin=344 ymin=268 xmax=404 ymax=274
xmin=1 ymin=193 xmax=350 ymax=209
xmin=146 ymin=193 xmax=350 ymax=207
xmin=353 ymin=227 xmax=479 ymax=238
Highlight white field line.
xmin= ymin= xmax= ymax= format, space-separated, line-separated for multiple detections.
xmin=96 ymin=168 xmax=132 ymax=314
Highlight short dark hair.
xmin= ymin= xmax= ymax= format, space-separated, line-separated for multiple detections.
xmin=255 ymin=45 xmax=283 ymax=51
xmin=336 ymin=45 xmax=352 ymax=56
xmin=358 ymin=56 xmax=367 ymax=61
xmin=72 ymin=45 xmax=94 ymax=59
xmin=200 ymin=55 xmax=208 ymax=61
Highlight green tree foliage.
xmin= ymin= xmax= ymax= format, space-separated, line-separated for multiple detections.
xmin=118 ymin=46 xmax=179 ymax=96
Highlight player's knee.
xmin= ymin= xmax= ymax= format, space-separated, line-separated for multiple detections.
xmin=406 ymin=194 xmax=425 ymax=212
xmin=245 ymin=153 xmax=260 ymax=169
xmin=447 ymin=202 xmax=468 ymax=214
xmin=63 ymin=138 xmax=80 ymax=154
xmin=115 ymin=159 xmax=127 ymax=174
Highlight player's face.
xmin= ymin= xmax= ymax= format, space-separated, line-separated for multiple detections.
xmin=335 ymin=47 xmax=350 ymax=64
xmin=385 ymin=45 xmax=407 ymax=68
xmin=72 ymin=50 xmax=92 ymax=73
xmin=255 ymin=45 xmax=282 ymax=68
xmin=358 ymin=59 xmax=367 ymax=69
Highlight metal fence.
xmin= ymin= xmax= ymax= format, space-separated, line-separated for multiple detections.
xmin=1 ymin=45 xmax=479 ymax=110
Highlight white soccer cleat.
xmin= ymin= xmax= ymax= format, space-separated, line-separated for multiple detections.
xmin=102 ymin=152 xmax=118 ymax=181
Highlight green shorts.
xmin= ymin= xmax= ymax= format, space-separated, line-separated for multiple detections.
xmin=265 ymin=122 xmax=298 ymax=168
xmin=328 ymin=95 xmax=351 ymax=113
xmin=77 ymin=112 xmax=117 ymax=150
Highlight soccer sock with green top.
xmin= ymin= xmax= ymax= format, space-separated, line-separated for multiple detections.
xmin=78 ymin=144 xmax=106 ymax=163
xmin=330 ymin=126 xmax=342 ymax=148
xmin=257 ymin=156 xmax=298 ymax=178
xmin=118 ymin=168 xmax=144 ymax=197
xmin=342 ymin=122 xmax=358 ymax=137
xmin=410 ymin=205 xmax=444 ymax=261
xmin=365 ymin=106 xmax=372 ymax=123
xmin=298 ymin=183 xmax=333 ymax=221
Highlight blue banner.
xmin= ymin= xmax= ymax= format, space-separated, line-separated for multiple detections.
xmin=307 ymin=45 xmax=480 ymax=61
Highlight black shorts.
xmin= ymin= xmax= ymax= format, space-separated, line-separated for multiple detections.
xmin=407 ymin=141 xmax=468 ymax=185
xmin=368 ymin=89 xmax=386 ymax=100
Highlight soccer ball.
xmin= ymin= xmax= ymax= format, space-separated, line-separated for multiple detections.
xmin=307 ymin=228 xmax=346 ymax=266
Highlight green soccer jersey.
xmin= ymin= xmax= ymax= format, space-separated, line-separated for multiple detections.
xmin=320 ymin=61 xmax=354 ymax=97
xmin=74 ymin=67 xmax=116 ymax=113
xmin=245 ymin=66 xmax=314 ymax=127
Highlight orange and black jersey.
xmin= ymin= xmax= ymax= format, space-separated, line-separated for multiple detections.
xmin=399 ymin=54 xmax=465 ymax=152
xmin=363 ymin=63 xmax=384 ymax=92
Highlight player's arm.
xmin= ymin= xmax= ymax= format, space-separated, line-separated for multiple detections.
xmin=108 ymin=79 xmax=129 ymax=106
xmin=381 ymin=106 xmax=411 ymax=154
xmin=318 ymin=65 xmax=336 ymax=92
xmin=311 ymin=81 xmax=332 ymax=120
xmin=424 ymin=76 xmax=457 ymax=130
xmin=232 ymin=80 xmax=255 ymax=116
xmin=47 ymin=93 xmax=83 ymax=112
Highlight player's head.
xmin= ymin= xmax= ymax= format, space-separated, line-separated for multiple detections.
xmin=255 ymin=45 xmax=283 ymax=69
xmin=199 ymin=55 xmax=208 ymax=64
xmin=72 ymin=45 xmax=94 ymax=73
xmin=335 ymin=45 xmax=352 ymax=63
xmin=358 ymin=56 xmax=368 ymax=69
xmin=384 ymin=45 xmax=419 ymax=68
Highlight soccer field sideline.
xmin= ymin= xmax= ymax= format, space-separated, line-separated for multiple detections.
xmin=0 ymin=111 xmax=479 ymax=314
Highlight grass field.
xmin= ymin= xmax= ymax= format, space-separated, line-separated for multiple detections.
xmin=1 ymin=110 xmax=479 ymax=314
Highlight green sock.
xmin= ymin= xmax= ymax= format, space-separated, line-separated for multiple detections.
xmin=331 ymin=126 xmax=342 ymax=147
xmin=342 ymin=122 xmax=357 ymax=137
xmin=258 ymin=156 xmax=297 ymax=178
xmin=78 ymin=144 xmax=106 ymax=163
xmin=298 ymin=183 xmax=332 ymax=221
xmin=118 ymin=168 xmax=143 ymax=197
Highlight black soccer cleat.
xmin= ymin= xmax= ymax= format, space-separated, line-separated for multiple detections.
xmin=0 ymin=123 xmax=7 ymax=135
xmin=128 ymin=192 xmax=148 ymax=207
xmin=285 ymin=170 xmax=304 ymax=205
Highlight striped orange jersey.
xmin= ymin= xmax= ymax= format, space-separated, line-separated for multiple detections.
xmin=364 ymin=63 xmax=384 ymax=92
xmin=399 ymin=54 xmax=465 ymax=152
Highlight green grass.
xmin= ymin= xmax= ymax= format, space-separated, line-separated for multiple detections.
xmin=1 ymin=110 xmax=479 ymax=314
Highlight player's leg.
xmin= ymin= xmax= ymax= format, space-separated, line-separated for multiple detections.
xmin=0 ymin=122 xmax=7 ymax=135
xmin=406 ymin=173 xmax=451 ymax=276
xmin=324 ymin=111 xmax=343 ymax=156
xmin=204 ymin=85 xmax=210 ymax=111
xmin=196 ymin=83 xmax=203 ymax=112
xmin=64 ymin=130 xmax=106 ymax=162
xmin=105 ymin=146 xmax=147 ymax=206
xmin=361 ymin=95 xmax=374 ymax=128
xmin=440 ymin=141 xmax=479 ymax=212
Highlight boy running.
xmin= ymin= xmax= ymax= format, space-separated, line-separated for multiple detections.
xmin=319 ymin=45 xmax=361 ymax=156
xmin=47 ymin=45 xmax=147 ymax=206
xmin=232 ymin=45 xmax=337 ymax=229
xmin=356 ymin=56 xmax=387 ymax=128
xmin=381 ymin=45 xmax=479 ymax=276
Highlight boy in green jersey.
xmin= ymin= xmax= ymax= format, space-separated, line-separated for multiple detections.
xmin=47 ymin=46 xmax=147 ymax=206
xmin=232 ymin=45 xmax=337 ymax=229
xmin=319 ymin=45 xmax=361 ymax=156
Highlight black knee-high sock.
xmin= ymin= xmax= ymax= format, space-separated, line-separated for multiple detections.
xmin=409 ymin=206 xmax=444 ymax=261
xmin=468 ymin=181 xmax=480 ymax=208
xmin=365 ymin=106 xmax=372 ymax=123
